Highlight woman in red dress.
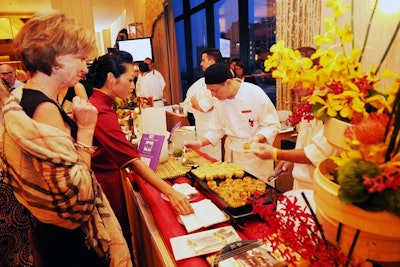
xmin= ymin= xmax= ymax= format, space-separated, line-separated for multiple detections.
xmin=87 ymin=51 xmax=193 ymax=253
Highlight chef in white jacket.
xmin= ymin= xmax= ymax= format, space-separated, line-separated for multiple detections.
xmin=185 ymin=63 xmax=280 ymax=182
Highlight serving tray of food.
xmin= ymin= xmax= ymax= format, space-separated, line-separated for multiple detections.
xmin=187 ymin=162 xmax=279 ymax=220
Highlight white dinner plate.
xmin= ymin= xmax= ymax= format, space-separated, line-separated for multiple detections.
xmin=229 ymin=141 xmax=260 ymax=153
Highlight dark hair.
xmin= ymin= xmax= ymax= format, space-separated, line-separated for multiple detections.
xmin=202 ymin=48 xmax=223 ymax=64
xmin=138 ymin=62 xmax=150 ymax=72
xmin=229 ymin=57 xmax=240 ymax=65
xmin=86 ymin=50 xmax=133 ymax=88
xmin=235 ymin=60 xmax=245 ymax=70
xmin=204 ymin=63 xmax=233 ymax=84
xmin=297 ymin=46 xmax=319 ymax=65
xmin=297 ymin=46 xmax=316 ymax=58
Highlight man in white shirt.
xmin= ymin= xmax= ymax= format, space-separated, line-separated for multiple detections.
xmin=0 ymin=64 xmax=24 ymax=92
xmin=137 ymin=62 xmax=165 ymax=107
xmin=185 ymin=63 xmax=281 ymax=182
xmin=182 ymin=48 xmax=223 ymax=161
xmin=144 ymin=57 xmax=166 ymax=106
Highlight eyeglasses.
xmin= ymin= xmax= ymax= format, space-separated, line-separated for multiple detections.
xmin=0 ymin=72 xmax=13 ymax=75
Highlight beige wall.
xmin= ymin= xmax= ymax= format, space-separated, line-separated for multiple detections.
xmin=323 ymin=0 xmax=400 ymax=78
xmin=51 ymin=0 xmax=98 ymax=59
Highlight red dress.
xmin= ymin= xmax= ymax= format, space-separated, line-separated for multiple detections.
xmin=89 ymin=90 xmax=140 ymax=250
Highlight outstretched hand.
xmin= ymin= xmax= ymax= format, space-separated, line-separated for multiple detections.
xmin=184 ymin=140 xmax=202 ymax=150
xmin=254 ymin=143 xmax=274 ymax=160
xmin=168 ymin=190 xmax=194 ymax=215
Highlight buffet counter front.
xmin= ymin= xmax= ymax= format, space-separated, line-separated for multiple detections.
xmin=127 ymin=150 xmax=270 ymax=267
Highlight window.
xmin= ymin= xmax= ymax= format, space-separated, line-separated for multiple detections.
xmin=190 ymin=0 xmax=204 ymax=9
xmin=173 ymin=0 xmax=276 ymax=104
xmin=172 ymin=1 xmax=183 ymax=17
xmin=191 ymin=9 xmax=207 ymax=80
xmin=214 ymin=0 xmax=239 ymax=59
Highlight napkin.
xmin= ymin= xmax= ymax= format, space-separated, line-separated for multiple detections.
xmin=172 ymin=183 xmax=198 ymax=198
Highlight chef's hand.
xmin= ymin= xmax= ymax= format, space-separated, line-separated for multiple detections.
xmin=184 ymin=140 xmax=203 ymax=150
xmin=254 ymin=143 xmax=274 ymax=160
xmin=168 ymin=190 xmax=194 ymax=215
xmin=249 ymin=134 xmax=267 ymax=144
xmin=275 ymin=160 xmax=292 ymax=174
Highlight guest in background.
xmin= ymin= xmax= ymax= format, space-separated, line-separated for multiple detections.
xmin=185 ymin=63 xmax=280 ymax=180
xmin=136 ymin=62 xmax=165 ymax=107
xmin=144 ymin=57 xmax=166 ymax=100
xmin=254 ymin=46 xmax=336 ymax=190
xmin=114 ymin=28 xmax=129 ymax=49
xmin=87 ymin=50 xmax=194 ymax=254
xmin=229 ymin=57 xmax=240 ymax=78
xmin=0 ymin=64 xmax=24 ymax=92
xmin=16 ymin=69 xmax=29 ymax=83
xmin=1 ymin=9 xmax=131 ymax=266
xmin=182 ymin=48 xmax=223 ymax=161
xmin=234 ymin=60 xmax=257 ymax=84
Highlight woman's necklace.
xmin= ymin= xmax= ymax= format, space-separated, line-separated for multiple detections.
xmin=25 ymin=81 xmax=58 ymax=103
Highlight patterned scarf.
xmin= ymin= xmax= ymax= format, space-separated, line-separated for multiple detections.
xmin=0 ymin=90 xmax=132 ymax=267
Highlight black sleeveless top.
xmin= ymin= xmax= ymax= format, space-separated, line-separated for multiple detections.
xmin=19 ymin=88 xmax=108 ymax=266
xmin=20 ymin=89 xmax=78 ymax=140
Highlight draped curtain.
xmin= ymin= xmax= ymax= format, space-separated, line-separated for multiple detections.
xmin=144 ymin=0 xmax=182 ymax=105
xmin=275 ymin=0 xmax=321 ymax=111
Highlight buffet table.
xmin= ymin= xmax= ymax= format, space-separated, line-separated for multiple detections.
xmin=127 ymin=150 xmax=270 ymax=267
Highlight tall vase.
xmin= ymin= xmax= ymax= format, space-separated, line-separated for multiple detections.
xmin=323 ymin=118 xmax=351 ymax=151
xmin=314 ymin=159 xmax=400 ymax=266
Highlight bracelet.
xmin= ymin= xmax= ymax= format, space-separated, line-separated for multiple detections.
xmin=273 ymin=148 xmax=279 ymax=161
xmin=74 ymin=141 xmax=98 ymax=155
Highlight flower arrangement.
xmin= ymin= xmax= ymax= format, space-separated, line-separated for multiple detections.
xmin=264 ymin=0 xmax=400 ymax=217
xmin=264 ymin=1 xmax=399 ymax=124
xmin=251 ymin=192 xmax=347 ymax=266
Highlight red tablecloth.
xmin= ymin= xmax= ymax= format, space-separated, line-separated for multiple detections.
xmin=132 ymin=150 xmax=267 ymax=267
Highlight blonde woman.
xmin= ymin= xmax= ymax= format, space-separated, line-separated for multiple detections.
xmin=1 ymin=10 xmax=131 ymax=267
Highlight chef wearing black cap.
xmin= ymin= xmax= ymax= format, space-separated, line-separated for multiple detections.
xmin=185 ymin=63 xmax=281 ymax=183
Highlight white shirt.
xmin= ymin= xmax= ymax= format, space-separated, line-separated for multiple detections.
xmin=182 ymin=77 xmax=214 ymax=136
xmin=138 ymin=72 xmax=164 ymax=107
xmin=182 ymin=77 xmax=221 ymax=160
xmin=204 ymin=82 xmax=280 ymax=180
xmin=150 ymin=69 xmax=166 ymax=92
xmin=205 ymin=82 xmax=280 ymax=145
xmin=292 ymin=119 xmax=337 ymax=189
xmin=10 ymin=79 xmax=24 ymax=92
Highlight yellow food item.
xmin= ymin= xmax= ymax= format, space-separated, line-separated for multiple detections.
xmin=191 ymin=162 xmax=266 ymax=208
xmin=213 ymin=176 xmax=266 ymax=208
xmin=243 ymin=142 xmax=251 ymax=150
xmin=191 ymin=162 xmax=244 ymax=180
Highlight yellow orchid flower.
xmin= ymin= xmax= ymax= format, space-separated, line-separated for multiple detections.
xmin=326 ymin=0 xmax=351 ymax=18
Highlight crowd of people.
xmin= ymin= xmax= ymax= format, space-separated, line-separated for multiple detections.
xmin=0 ymin=10 xmax=190 ymax=267
xmin=0 ymin=8 xmax=335 ymax=267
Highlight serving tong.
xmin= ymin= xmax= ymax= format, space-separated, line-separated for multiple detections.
xmin=186 ymin=228 xmax=235 ymax=253
xmin=266 ymin=168 xmax=286 ymax=182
